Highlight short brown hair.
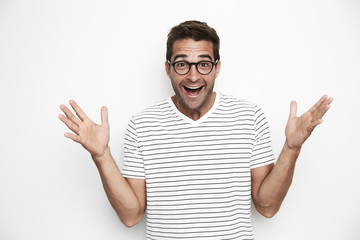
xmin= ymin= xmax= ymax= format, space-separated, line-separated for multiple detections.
xmin=166 ymin=20 xmax=220 ymax=61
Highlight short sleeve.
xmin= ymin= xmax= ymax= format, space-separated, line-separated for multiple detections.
xmin=121 ymin=118 xmax=145 ymax=179
xmin=250 ymin=105 xmax=275 ymax=169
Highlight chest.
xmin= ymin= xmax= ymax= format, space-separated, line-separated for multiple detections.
xmin=138 ymin=120 xmax=256 ymax=184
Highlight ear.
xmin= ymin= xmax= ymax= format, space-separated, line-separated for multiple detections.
xmin=165 ymin=60 xmax=171 ymax=77
xmin=215 ymin=60 xmax=221 ymax=78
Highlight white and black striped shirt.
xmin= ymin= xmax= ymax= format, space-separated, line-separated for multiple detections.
xmin=122 ymin=92 xmax=275 ymax=240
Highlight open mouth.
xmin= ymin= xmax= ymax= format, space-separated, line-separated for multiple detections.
xmin=183 ymin=86 xmax=203 ymax=97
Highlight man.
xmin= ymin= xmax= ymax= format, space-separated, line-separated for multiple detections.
xmin=59 ymin=21 xmax=332 ymax=239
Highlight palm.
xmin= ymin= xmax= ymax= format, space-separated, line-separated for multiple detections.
xmin=285 ymin=95 xmax=333 ymax=150
xmin=286 ymin=112 xmax=314 ymax=149
xmin=78 ymin=118 xmax=109 ymax=157
xmin=59 ymin=100 xmax=110 ymax=158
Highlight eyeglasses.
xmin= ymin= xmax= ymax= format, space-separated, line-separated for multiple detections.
xmin=167 ymin=60 xmax=218 ymax=75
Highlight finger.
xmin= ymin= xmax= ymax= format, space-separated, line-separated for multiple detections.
xmin=64 ymin=132 xmax=81 ymax=143
xmin=60 ymin=104 xmax=81 ymax=126
xmin=69 ymin=100 xmax=88 ymax=121
xmin=101 ymin=106 xmax=109 ymax=127
xmin=289 ymin=101 xmax=297 ymax=118
xmin=308 ymin=95 xmax=328 ymax=114
xmin=315 ymin=101 xmax=331 ymax=119
xmin=324 ymin=97 xmax=333 ymax=108
xmin=59 ymin=114 xmax=79 ymax=134
xmin=307 ymin=118 xmax=323 ymax=133
xmin=313 ymin=97 xmax=333 ymax=120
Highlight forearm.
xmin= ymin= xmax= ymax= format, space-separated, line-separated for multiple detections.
xmin=93 ymin=147 xmax=144 ymax=226
xmin=254 ymin=142 xmax=300 ymax=217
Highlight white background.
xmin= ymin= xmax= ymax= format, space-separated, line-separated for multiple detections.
xmin=1 ymin=0 xmax=359 ymax=239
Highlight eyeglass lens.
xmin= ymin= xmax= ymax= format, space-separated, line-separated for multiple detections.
xmin=173 ymin=61 xmax=214 ymax=75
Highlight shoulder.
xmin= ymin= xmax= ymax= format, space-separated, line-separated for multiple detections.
xmin=217 ymin=92 xmax=258 ymax=111
xmin=130 ymin=98 xmax=175 ymax=123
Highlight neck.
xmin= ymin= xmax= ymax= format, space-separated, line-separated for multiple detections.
xmin=171 ymin=92 xmax=216 ymax=121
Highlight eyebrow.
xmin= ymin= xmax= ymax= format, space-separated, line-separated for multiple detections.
xmin=173 ymin=54 xmax=187 ymax=62
xmin=198 ymin=54 xmax=213 ymax=61
xmin=173 ymin=54 xmax=213 ymax=62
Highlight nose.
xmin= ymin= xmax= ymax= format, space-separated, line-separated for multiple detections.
xmin=186 ymin=64 xmax=200 ymax=82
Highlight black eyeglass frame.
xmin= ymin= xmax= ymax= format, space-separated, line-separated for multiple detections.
xmin=167 ymin=59 xmax=219 ymax=75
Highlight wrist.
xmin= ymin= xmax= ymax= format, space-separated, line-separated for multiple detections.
xmin=91 ymin=146 xmax=111 ymax=164
xmin=284 ymin=140 xmax=301 ymax=156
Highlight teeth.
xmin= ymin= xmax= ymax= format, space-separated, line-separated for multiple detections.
xmin=186 ymin=86 xmax=201 ymax=89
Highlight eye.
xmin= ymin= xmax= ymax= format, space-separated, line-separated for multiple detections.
xmin=199 ymin=61 xmax=211 ymax=68
xmin=175 ymin=62 xmax=188 ymax=69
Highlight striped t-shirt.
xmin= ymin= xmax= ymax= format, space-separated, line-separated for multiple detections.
xmin=121 ymin=92 xmax=275 ymax=240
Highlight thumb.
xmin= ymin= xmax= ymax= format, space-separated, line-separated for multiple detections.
xmin=289 ymin=101 xmax=297 ymax=118
xmin=101 ymin=106 xmax=109 ymax=127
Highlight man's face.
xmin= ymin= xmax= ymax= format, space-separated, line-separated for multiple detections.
xmin=165 ymin=38 xmax=221 ymax=113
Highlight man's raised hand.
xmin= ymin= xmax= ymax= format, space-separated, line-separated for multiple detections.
xmin=59 ymin=100 xmax=110 ymax=160
xmin=285 ymin=95 xmax=333 ymax=150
